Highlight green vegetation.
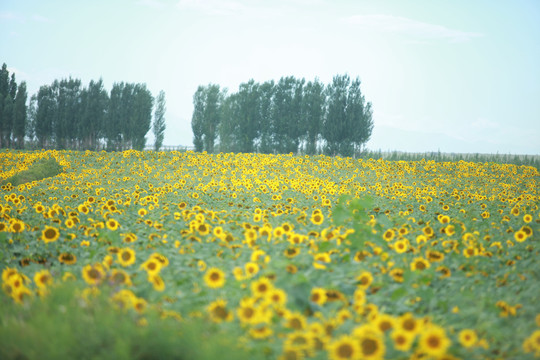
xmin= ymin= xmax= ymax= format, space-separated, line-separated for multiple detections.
xmin=192 ymin=74 xmax=373 ymax=156
xmin=1 ymin=157 xmax=63 ymax=187
xmin=0 ymin=283 xmax=258 ymax=360
xmin=360 ymin=149 xmax=540 ymax=170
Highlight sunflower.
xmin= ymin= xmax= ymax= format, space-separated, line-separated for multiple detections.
xmin=311 ymin=212 xmax=324 ymax=225
xmin=208 ymin=299 xmax=233 ymax=323
xmin=249 ymin=325 xmax=273 ymax=339
xmin=458 ymin=329 xmax=478 ymax=348
xmin=373 ymin=313 xmax=395 ymax=333
xmin=151 ymin=252 xmax=169 ymax=267
xmin=393 ymin=239 xmax=408 ymax=254
xmin=398 ymin=313 xmax=422 ymax=335
xmin=133 ymin=297 xmax=147 ymax=313
xmin=280 ymin=246 xmax=299 ymax=259
xmin=109 ymin=269 xmax=132 ymax=286
xmin=140 ymin=258 xmax=162 ymax=275
xmin=117 ymin=248 xmax=136 ymax=267
xmin=251 ymin=277 xmax=273 ymax=298
xmin=356 ymin=271 xmax=373 ymax=289
xmin=58 ymin=252 xmax=77 ymax=265
xmin=204 ymin=267 xmax=225 ymax=288
xmin=418 ymin=325 xmax=451 ymax=357
xmin=34 ymin=269 xmax=53 ymax=289
xmin=310 ymin=287 xmax=327 ymax=306
xmin=82 ymin=264 xmax=106 ymax=286
xmin=106 ymin=218 xmax=120 ymax=231
xmin=514 ymin=230 xmax=527 ymax=243
xmin=357 ymin=332 xmax=385 ymax=360
xmin=245 ymin=228 xmax=258 ymax=243
xmin=237 ymin=298 xmax=267 ymax=325
xmin=41 ymin=226 xmax=60 ymax=243
xmin=138 ymin=208 xmax=147 ymax=217
xmin=268 ymin=288 xmax=288 ymax=307
xmin=284 ymin=331 xmax=315 ymax=353
xmin=328 ymin=335 xmax=360 ymax=360
xmin=10 ymin=220 xmax=25 ymax=233
xmin=284 ymin=311 xmax=307 ymax=330
xmin=391 ymin=330 xmax=414 ymax=352
xmin=149 ymin=274 xmax=165 ymax=291
xmin=245 ymin=262 xmax=260 ymax=277
xmin=410 ymin=257 xmax=430 ymax=271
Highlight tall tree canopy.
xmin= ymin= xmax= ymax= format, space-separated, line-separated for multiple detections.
xmin=191 ymin=74 xmax=373 ymax=157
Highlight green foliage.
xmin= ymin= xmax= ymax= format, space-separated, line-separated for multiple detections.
xmin=193 ymin=74 xmax=373 ymax=155
xmin=1 ymin=157 xmax=63 ymax=187
xmin=153 ymin=90 xmax=166 ymax=151
xmin=0 ymin=283 xmax=259 ymax=360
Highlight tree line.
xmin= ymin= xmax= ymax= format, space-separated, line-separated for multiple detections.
xmin=0 ymin=62 xmax=167 ymax=151
xmin=191 ymin=74 xmax=373 ymax=157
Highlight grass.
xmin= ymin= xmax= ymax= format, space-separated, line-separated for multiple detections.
xmin=0 ymin=283 xmax=260 ymax=360
xmin=1 ymin=157 xmax=63 ymax=187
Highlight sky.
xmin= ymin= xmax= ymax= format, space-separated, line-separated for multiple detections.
xmin=1 ymin=0 xmax=539 ymax=155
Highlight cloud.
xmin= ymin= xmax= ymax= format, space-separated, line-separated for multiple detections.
xmin=345 ymin=14 xmax=483 ymax=43
xmin=0 ymin=11 xmax=23 ymax=21
xmin=31 ymin=14 xmax=53 ymax=23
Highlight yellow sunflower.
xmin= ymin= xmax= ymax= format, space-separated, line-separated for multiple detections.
xmin=418 ymin=325 xmax=451 ymax=357
xmin=117 ymin=248 xmax=136 ymax=267
xmin=328 ymin=335 xmax=360 ymax=360
xmin=82 ymin=264 xmax=106 ymax=286
xmin=204 ymin=267 xmax=226 ymax=288
xmin=41 ymin=226 xmax=60 ymax=243
xmin=208 ymin=299 xmax=234 ymax=323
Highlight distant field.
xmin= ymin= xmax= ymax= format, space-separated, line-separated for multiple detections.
xmin=1 ymin=149 xmax=539 ymax=359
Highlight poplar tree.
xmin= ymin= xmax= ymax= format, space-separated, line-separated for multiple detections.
xmin=153 ymin=90 xmax=166 ymax=151
xmin=12 ymin=81 xmax=27 ymax=149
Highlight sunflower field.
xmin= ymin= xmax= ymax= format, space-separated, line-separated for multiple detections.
xmin=1 ymin=149 xmax=539 ymax=360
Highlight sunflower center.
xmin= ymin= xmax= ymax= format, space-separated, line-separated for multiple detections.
xmin=88 ymin=269 xmax=100 ymax=279
xmin=361 ymin=338 xmax=378 ymax=355
xmin=337 ymin=344 xmax=353 ymax=357
xmin=243 ymin=307 xmax=254 ymax=318
xmin=428 ymin=335 xmax=441 ymax=348
xmin=415 ymin=262 xmax=426 ymax=270
xmin=380 ymin=321 xmax=392 ymax=332
xmin=213 ymin=306 xmax=228 ymax=319
xmin=210 ymin=272 xmax=220 ymax=281
xmin=122 ymin=252 xmax=132 ymax=261
xmin=45 ymin=228 xmax=57 ymax=239
xmin=403 ymin=319 xmax=416 ymax=331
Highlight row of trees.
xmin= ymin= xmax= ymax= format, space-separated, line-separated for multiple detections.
xmin=0 ymin=63 xmax=167 ymax=151
xmin=191 ymin=74 xmax=373 ymax=157
xmin=0 ymin=64 xmax=28 ymax=149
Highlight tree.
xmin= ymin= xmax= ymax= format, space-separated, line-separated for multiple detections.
xmin=303 ymin=78 xmax=326 ymax=155
xmin=347 ymin=77 xmax=373 ymax=155
xmin=2 ymin=94 xmax=13 ymax=147
xmin=153 ymin=90 xmax=166 ymax=151
xmin=191 ymin=86 xmax=205 ymax=152
xmin=81 ymin=79 xmax=108 ymax=150
xmin=35 ymin=85 xmax=56 ymax=148
xmin=323 ymin=74 xmax=349 ymax=156
xmin=131 ymin=84 xmax=153 ymax=151
xmin=217 ymin=92 xmax=240 ymax=153
xmin=26 ymin=94 xmax=37 ymax=143
xmin=55 ymin=78 xmax=82 ymax=149
xmin=258 ymin=80 xmax=275 ymax=154
xmin=106 ymin=82 xmax=124 ymax=151
xmin=12 ymin=81 xmax=27 ymax=149
xmin=202 ymin=85 xmax=222 ymax=153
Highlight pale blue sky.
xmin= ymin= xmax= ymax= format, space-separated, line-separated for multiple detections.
xmin=2 ymin=0 xmax=539 ymax=154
